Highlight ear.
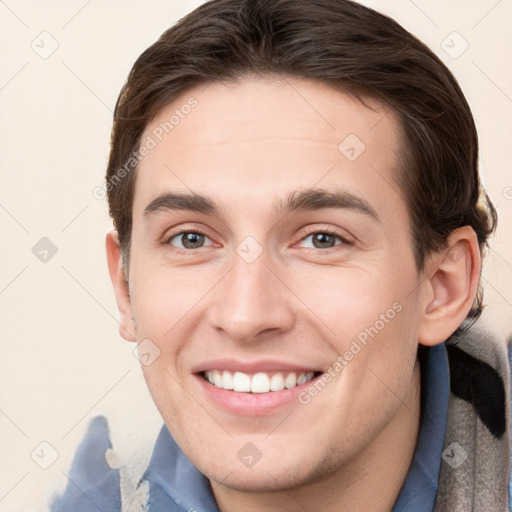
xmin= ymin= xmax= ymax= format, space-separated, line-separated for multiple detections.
xmin=417 ymin=226 xmax=481 ymax=346
xmin=106 ymin=230 xmax=136 ymax=342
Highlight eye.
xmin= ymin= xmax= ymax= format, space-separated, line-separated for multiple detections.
xmin=297 ymin=230 xmax=351 ymax=250
xmin=167 ymin=230 xmax=214 ymax=251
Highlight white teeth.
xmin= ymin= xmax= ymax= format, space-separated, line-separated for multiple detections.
xmin=213 ymin=370 xmax=223 ymax=388
xmin=251 ymin=372 xmax=271 ymax=393
xmin=270 ymin=373 xmax=285 ymax=391
xmin=297 ymin=373 xmax=307 ymax=385
xmin=204 ymin=370 xmax=316 ymax=393
xmin=233 ymin=372 xmax=251 ymax=392
xmin=222 ymin=370 xmax=234 ymax=390
xmin=284 ymin=372 xmax=297 ymax=389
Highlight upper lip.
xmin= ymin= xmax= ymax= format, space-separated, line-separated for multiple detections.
xmin=192 ymin=359 xmax=321 ymax=374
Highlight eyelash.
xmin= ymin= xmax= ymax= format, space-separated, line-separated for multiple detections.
xmin=297 ymin=227 xmax=353 ymax=250
xmin=165 ymin=226 xmax=353 ymax=256
xmin=165 ymin=229 xmax=212 ymax=255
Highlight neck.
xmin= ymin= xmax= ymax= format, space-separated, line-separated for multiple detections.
xmin=213 ymin=361 xmax=421 ymax=512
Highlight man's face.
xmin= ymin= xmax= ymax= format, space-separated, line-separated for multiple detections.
xmin=123 ymin=77 xmax=427 ymax=490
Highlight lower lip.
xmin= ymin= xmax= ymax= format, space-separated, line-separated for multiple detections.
xmin=194 ymin=373 xmax=322 ymax=416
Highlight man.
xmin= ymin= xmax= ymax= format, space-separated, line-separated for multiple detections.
xmin=51 ymin=0 xmax=510 ymax=510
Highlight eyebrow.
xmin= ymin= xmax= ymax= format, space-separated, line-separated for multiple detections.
xmin=144 ymin=187 xmax=379 ymax=221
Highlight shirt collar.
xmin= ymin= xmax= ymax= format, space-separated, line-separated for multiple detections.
xmin=141 ymin=426 xmax=220 ymax=512
xmin=392 ymin=342 xmax=450 ymax=511
xmin=143 ymin=343 xmax=450 ymax=512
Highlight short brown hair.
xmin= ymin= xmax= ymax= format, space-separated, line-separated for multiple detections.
xmin=106 ymin=0 xmax=497 ymax=322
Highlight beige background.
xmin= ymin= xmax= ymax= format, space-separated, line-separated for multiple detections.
xmin=0 ymin=0 xmax=511 ymax=510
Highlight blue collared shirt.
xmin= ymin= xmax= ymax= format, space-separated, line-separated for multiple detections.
xmin=51 ymin=343 xmax=450 ymax=512
xmin=393 ymin=343 xmax=450 ymax=511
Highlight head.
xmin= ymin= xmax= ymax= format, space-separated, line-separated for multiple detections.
xmin=105 ymin=0 xmax=496 ymax=498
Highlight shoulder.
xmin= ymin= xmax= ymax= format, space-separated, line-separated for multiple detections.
xmin=436 ymin=325 xmax=511 ymax=511
xmin=49 ymin=416 xmax=159 ymax=512
xmin=49 ymin=415 xmax=195 ymax=512
xmin=49 ymin=416 xmax=123 ymax=511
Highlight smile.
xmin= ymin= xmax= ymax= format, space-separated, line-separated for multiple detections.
xmin=203 ymin=370 xmax=318 ymax=393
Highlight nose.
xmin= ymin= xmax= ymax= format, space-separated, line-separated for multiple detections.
xmin=206 ymin=251 xmax=295 ymax=343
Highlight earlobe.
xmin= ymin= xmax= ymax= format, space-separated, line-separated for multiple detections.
xmin=106 ymin=230 xmax=136 ymax=342
xmin=417 ymin=226 xmax=481 ymax=346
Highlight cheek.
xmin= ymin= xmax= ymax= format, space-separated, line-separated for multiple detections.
xmin=330 ymin=292 xmax=420 ymax=420
xmin=129 ymin=265 xmax=207 ymax=337
xmin=287 ymin=263 xmax=417 ymax=343
xmin=290 ymin=261 xmax=421 ymax=405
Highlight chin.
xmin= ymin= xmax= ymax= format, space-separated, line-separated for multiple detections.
xmin=197 ymin=446 xmax=342 ymax=495
xmin=209 ymin=463 xmax=308 ymax=493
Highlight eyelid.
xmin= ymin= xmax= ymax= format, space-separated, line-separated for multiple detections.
xmin=164 ymin=227 xmax=215 ymax=248
xmin=161 ymin=221 xmax=212 ymax=241
xmin=162 ymin=224 xmax=355 ymax=254
xmin=294 ymin=225 xmax=355 ymax=247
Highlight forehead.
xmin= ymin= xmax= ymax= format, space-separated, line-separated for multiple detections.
xmin=134 ymin=76 xmax=406 ymax=225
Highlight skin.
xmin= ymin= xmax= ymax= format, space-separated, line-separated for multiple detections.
xmin=107 ymin=76 xmax=481 ymax=511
